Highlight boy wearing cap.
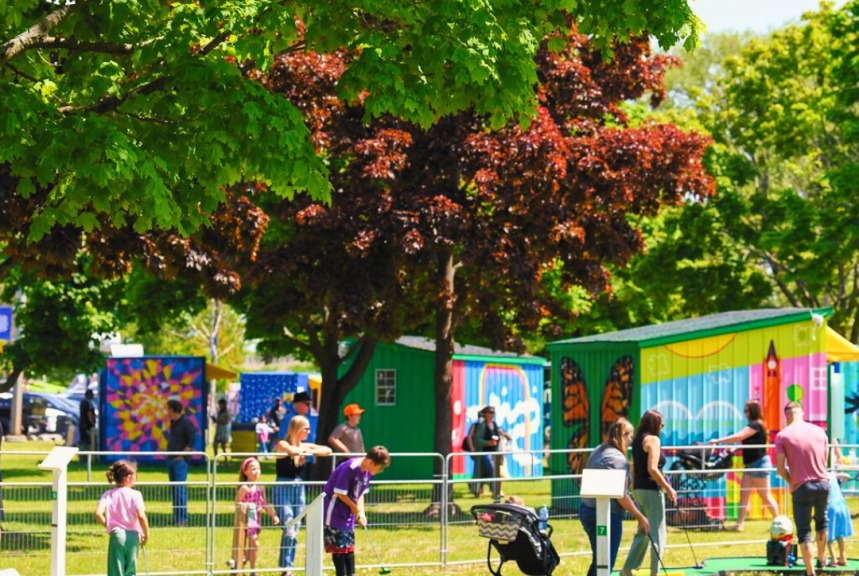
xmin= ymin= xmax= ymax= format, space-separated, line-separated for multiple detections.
xmin=329 ymin=404 xmax=366 ymax=454
xmin=323 ymin=446 xmax=391 ymax=576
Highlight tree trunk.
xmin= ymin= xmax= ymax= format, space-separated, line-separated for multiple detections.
xmin=312 ymin=334 xmax=378 ymax=479
xmin=0 ymin=367 xmax=21 ymax=394
xmin=432 ymin=250 xmax=456 ymax=503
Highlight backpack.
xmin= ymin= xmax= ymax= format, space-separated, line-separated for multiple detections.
xmin=462 ymin=422 xmax=479 ymax=452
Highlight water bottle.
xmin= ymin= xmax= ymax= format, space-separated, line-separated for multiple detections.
xmin=787 ymin=551 xmax=796 ymax=568
xmin=537 ymin=505 xmax=549 ymax=532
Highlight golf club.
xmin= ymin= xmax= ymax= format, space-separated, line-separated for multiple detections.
xmin=674 ymin=498 xmax=703 ymax=569
xmin=646 ymin=528 xmax=672 ymax=576
xmin=362 ymin=525 xmax=392 ymax=575
xmin=143 ymin=543 xmax=150 ymax=576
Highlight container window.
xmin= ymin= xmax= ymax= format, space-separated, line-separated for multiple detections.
xmin=375 ymin=369 xmax=396 ymax=406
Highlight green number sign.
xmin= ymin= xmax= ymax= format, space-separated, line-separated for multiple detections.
xmin=597 ymin=525 xmax=607 ymax=536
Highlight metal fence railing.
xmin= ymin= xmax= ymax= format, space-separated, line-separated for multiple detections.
xmin=2 ymin=443 xmax=858 ymax=576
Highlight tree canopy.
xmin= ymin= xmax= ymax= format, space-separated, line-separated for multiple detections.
xmin=579 ymin=2 xmax=859 ymax=341
xmin=1 ymin=0 xmax=704 ymax=242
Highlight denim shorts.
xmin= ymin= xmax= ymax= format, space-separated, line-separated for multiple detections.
xmin=744 ymin=454 xmax=773 ymax=479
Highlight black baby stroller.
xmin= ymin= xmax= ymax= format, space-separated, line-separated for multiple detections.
xmin=471 ymin=504 xmax=560 ymax=576
xmin=667 ymin=445 xmax=734 ymax=531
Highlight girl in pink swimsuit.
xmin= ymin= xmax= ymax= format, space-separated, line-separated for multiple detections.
xmin=236 ymin=457 xmax=280 ymax=575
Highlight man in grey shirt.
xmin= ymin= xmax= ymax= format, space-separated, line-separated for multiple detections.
xmin=329 ymin=403 xmax=365 ymax=454
xmin=166 ymin=399 xmax=196 ymax=526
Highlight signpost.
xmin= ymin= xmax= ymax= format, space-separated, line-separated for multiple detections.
xmin=38 ymin=446 xmax=79 ymax=576
xmin=286 ymin=494 xmax=325 ymax=576
xmin=580 ymin=468 xmax=626 ymax=576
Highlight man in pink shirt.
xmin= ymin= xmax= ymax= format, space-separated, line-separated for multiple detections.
xmin=774 ymin=401 xmax=830 ymax=576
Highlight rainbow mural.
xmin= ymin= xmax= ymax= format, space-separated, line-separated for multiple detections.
xmin=451 ymin=360 xmax=544 ymax=478
xmin=101 ymin=357 xmax=207 ymax=462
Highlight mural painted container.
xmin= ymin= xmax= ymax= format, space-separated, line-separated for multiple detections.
xmin=340 ymin=336 xmax=545 ymax=481
xmin=548 ymin=308 xmax=829 ymax=515
xmin=101 ymin=356 xmax=208 ymax=462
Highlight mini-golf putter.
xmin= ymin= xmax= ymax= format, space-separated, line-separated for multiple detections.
xmin=363 ymin=525 xmax=392 ymax=575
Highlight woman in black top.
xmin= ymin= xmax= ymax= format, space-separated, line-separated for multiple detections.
xmin=274 ymin=416 xmax=332 ymax=576
xmin=708 ymin=399 xmax=779 ymax=531
xmin=620 ymin=410 xmax=676 ymax=576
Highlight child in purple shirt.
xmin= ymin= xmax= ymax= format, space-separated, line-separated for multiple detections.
xmin=322 ymin=446 xmax=391 ymax=576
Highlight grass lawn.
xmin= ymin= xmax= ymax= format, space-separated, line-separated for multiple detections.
xmin=1 ymin=442 xmax=857 ymax=576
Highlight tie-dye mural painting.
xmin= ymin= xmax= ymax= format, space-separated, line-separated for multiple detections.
xmin=451 ymin=360 xmax=544 ymax=478
xmin=101 ymin=357 xmax=207 ymax=461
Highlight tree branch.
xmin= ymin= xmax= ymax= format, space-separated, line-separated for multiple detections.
xmin=28 ymin=37 xmax=136 ymax=55
xmin=282 ymin=324 xmax=313 ymax=354
xmin=0 ymin=2 xmax=83 ymax=68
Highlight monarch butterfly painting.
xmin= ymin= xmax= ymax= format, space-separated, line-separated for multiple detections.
xmin=600 ymin=356 xmax=634 ymax=441
xmin=562 ymin=357 xmax=589 ymax=474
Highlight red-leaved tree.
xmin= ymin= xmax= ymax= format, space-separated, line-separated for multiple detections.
xmin=248 ymin=28 xmax=715 ymax=480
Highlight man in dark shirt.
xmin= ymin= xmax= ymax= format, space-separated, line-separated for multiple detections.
xmin=79 ymin=390 xmax=96 ymax=450
xmin=165 ymin=399 xmax=197 ymax=526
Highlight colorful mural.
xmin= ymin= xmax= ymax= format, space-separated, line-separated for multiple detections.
xmin=560 ymin=356 xmax=634 ymax=474
xmin=453 ymin=360 xmax=544 ymax=478
xmin=640 ymin=322 xmax=827 ymax=446
xmin=102 ymin=357 xmax=207 ymax=461
xmin=640 ymin=321 xmax=827 ymax=520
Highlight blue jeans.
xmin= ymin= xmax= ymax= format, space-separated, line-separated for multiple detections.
xmin=273 ymin=477 xmax=306 ymax=568
xmin=167 ymin=459 xmax=189 ymax=523
xmin=580 ymin=504 xmax=623 ymax=576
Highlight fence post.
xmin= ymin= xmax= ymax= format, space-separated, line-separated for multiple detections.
xmin=440 ymin=454 xmax=448 ymax=568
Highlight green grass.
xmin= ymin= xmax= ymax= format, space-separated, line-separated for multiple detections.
xmin=1 ymin=442 xmax=857 ymax=576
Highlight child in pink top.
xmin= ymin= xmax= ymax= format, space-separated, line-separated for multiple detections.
xmin=95 ymin=460 xmax=151 ymax=576
xmin=234 ymin=457 xmax=279 ymax=576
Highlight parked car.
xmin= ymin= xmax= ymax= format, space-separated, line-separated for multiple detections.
xmin=0 ymin=391 xmax=80 ymax=441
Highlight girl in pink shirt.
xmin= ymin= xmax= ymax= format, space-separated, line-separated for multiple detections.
xmin=95 ymin=460 xmax=151 ymax=576
xmin=234 ymin=457 xmax=280 ymax=576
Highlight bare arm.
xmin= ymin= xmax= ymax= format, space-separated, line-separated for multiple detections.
xmin=356 ymin=494 xmax=367 ymax=527
xmin=776 ymin=453 xmax=790 ymax=485
xmin=275 ymin=439 xmax=305 ymax=457
xmin=137 ymin=507 xmax=150 ymax=545
xmin=618 ymin=477 xmax=649 ymax=535
xmin=261 ymin=488 xmax=280 ymax=525
xmin=645 ymin=436 xmax=677 ymax=502
xmin=301 ymin=442 xmax=333 ymax=457
xmin=94 ymin=501 xmax=108 ymax=527
xmin=709 ymin=426 xmax=756 ymax=445
xmin=329 ymin=432 xmax=350 ymax=454
xmin=235 ymin=485 xmax=249 ymax=503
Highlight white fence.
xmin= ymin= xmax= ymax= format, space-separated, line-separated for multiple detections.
xmin=1 ymin=444 xmax=856 ymax=575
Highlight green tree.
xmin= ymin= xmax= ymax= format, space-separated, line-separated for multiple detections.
xmin=580 ymin=3 xmax=859 ymax=341
xmin=128 ymin=299 xmax=247 ymax=389
xmin=0 ymin=0 xmax=703 ymax=241
xmin=0 ymin=261 xmax=125 ymax=392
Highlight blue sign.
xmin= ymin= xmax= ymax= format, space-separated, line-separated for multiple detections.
xmin=0 ymin=305 xmax=12 ymax=341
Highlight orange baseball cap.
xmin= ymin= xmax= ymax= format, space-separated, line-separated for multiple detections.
xmin=343 ymin=403 xmax=365 ymax=416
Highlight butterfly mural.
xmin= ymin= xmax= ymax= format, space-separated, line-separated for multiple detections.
xmin=562 ymin=356 xmax=634 ymax=474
